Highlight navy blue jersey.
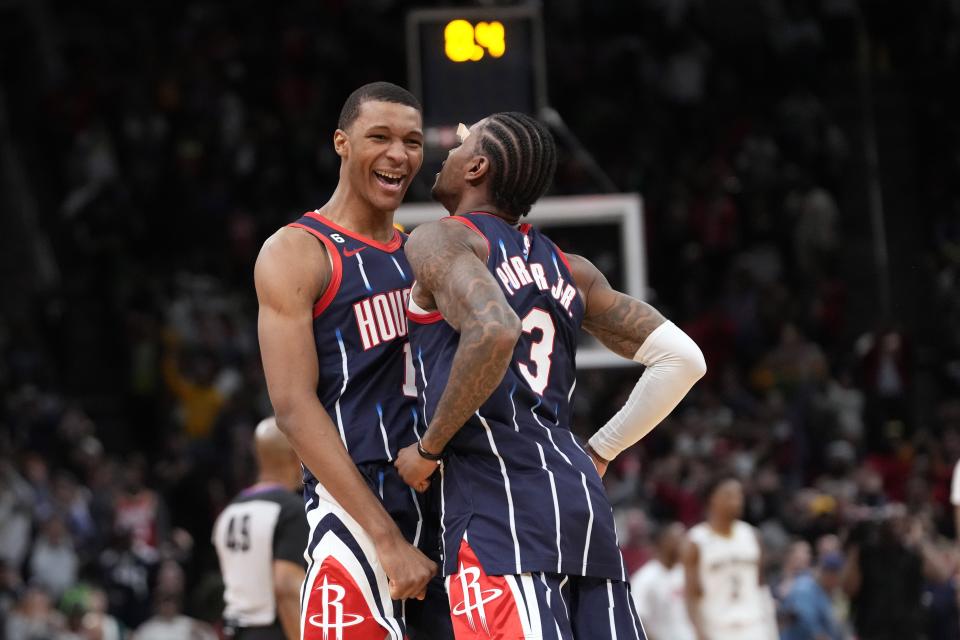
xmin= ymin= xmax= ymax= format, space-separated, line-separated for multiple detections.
xmin=407 ymin=212 xmax=626 ymax=580
xmin=288 ymin=211 xmax=420 ymax=476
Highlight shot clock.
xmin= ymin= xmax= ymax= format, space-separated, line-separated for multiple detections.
xmin=406 ymin=6 xmax=547 ymax=152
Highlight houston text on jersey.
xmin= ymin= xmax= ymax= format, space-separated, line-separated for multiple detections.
xmin=353 ymin=287 xmax=411 ymax=351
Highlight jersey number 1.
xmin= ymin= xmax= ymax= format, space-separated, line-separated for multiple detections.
xmin=402 ymin=343 xmax=417 ymax=397
xmin=518 ymin=308 xmax=555 ymax=395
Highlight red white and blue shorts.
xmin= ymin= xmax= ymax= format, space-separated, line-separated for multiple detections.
xmin=300 ymin=464 xmax=450 ymax=640
xmin=446 ymin=538 xmax=647 ymax=640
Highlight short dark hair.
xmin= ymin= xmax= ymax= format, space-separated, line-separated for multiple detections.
xmin=701 ymin=472 xmax=740 ymax=504
xmin=337 ymin=82 xmax=422 ymax=131
xmin=476 ymin=112 xmax=557 ymax=218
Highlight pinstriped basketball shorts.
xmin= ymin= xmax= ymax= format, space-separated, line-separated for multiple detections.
xmin=300 ymin=463 xmax=452 ymax=640
xmin=446 ymin=538 xmax=646 ymax=640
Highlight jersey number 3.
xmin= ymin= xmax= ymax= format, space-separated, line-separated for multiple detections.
xmin=518 ymin=308 xmax=555 ymax=395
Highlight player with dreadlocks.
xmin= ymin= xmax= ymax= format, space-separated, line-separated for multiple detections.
xmin=394 ymin=112 xmax=706 ymax=637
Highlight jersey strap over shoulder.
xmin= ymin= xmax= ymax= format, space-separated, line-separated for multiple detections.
xmin=407 ymin=212 xmax=625 ymax=581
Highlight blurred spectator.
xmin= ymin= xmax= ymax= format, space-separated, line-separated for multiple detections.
xmin=21 ymin=454 xmax=54 ymax=525
xmin=857 ymin=329 xmax=911 ymax=438
xmin=0 ymin=560 xmax=24 ymax=631
xmin=630 ymin=522 xmax=696 ymax=640
xmin=923 ymin=544 xmax=960 ymax=640
xmin=82 ymin=588 xmax=123 ymax=640
xmin=132 ymin=591 xmax=215 ymax=640
xmin=49 ymin=472 xmax=97 ymax=553
xmin=112 ymin=456 xmax=168 ymax=564
xmin=774 ymin=539 xmax=812 ymax=600
xmin=58 ymin=585 xmax=124 ymax=640
xmin=780 ymin=551 xmax=846 ymax=640
xmin=649 ymin=453 xmax=710 ymax=527
xmin=820 ymin=371 xmax=865 ymax=444
xmin=661 ymin=28 xmax=710 ymax=106
xmin=753 ymin=323 xmax=829 ymax=393
xmin=790 ymin=182 xmax=839 ymax=280
xmin=28 ymin=516 xmax=79 ymax=601
xmin=5 ymin=587 xmax=72 ymax=640
xmin=842 ymin=507 xmax=949 ymax=640
xmin=0 ymin=459 xmax=33 ymax=569
xmin=616 ymin=506 xmax=654 ymax=575
xmin=153 ymin=560 xmax=185 ymax=596
xmin=96 ymin=530 xmax=152 ymax=628
xmin=161 ymin=333 xmax=228 ymax=443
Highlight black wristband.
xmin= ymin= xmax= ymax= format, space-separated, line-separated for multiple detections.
xmin=417 ymin=441 xmax=443 ymax=462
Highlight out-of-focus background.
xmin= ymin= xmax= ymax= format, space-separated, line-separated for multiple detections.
xmin=1 ymin=0 xmax=959 ymax=638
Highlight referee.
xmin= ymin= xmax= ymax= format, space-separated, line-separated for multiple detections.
xmin=213 ymin=417 xmax=308 ymax=640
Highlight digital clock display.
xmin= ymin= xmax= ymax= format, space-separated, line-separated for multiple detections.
xmin=408 ymin=7 xmax=545 ymax=129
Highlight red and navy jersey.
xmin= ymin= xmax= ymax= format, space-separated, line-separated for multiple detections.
xmin=288 ymin=211 xmax=420 ymax=474
xmin=407 ymin=212 xmax=626 ymax=580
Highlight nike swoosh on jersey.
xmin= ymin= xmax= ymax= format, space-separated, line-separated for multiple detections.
xmin=343 ymin=247 xmax=367 ymax=257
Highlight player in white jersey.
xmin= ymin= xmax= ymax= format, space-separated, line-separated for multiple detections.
xmin=213 ymin=418 xmax=308 ymax=640
xmin=631 ymin=522 xmax=696 ymax=640
xmin=683 ymin=477 xmax=776 ymax=640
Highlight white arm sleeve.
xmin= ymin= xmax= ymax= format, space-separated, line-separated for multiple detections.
xmin=587 ymin=321 xmax=706 ymax=461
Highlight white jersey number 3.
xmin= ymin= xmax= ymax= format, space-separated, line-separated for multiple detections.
xmin=518 ymin=308 xmax=555 ymax=395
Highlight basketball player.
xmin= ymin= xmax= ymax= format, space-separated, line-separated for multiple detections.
xmin=213 ymin=417 xmax=307 ymax=640
xmin=255 ymin=82 xmax=451 ymax=639
xmin=683 ymin=476 xmax=777 ymax=640
xmin=394 ymin=113 xmax=706 ymax=637
xmin=630 ymin=522 xmax=696 ymax=640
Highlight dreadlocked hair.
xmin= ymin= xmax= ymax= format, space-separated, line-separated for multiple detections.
xmin=477 ymin=112 xmax=557 ymax=218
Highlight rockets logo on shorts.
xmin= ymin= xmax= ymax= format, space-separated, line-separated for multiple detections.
xmin=450 ymin=565 xmax=504 ymax=635
xmin=446 ymin=540 xmax=525 ymax=639
xmin=307 ymin=577 xmax=364 ymax=635
xmin=304 ymin=557 xmax=384 ymax=640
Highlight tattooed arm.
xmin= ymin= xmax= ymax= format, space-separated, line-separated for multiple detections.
xmin=570 ymin=255 xmax=667 ymax=358
xmin=395 ymin=219 xmax=522 ymax=489
xmin=566 ymin=254 xmax=707 ymax=475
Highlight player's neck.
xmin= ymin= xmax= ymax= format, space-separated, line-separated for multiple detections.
xmin=451 ymin=195 xmax=517 ymax=225
xmin=318 ymin=186 xmax=397 ymax=244
xmin=707 ymin=517 xmax=735 ymax=537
